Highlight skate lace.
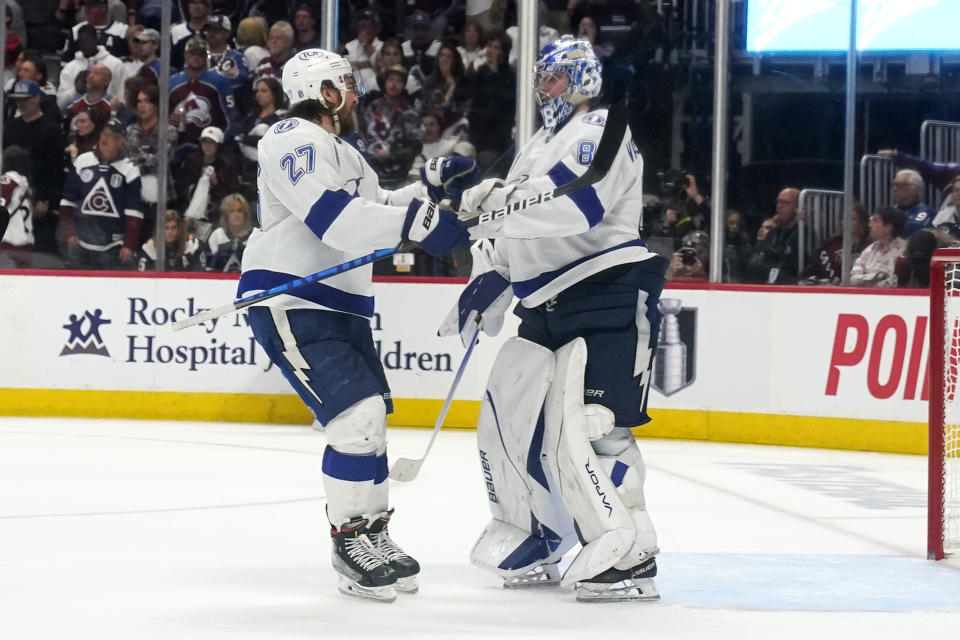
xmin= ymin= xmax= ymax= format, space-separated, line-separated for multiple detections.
xmin=344 ymin=535 xmax=387 ymax=571
xmin=370 ymin=529 xmax=409 ymax=562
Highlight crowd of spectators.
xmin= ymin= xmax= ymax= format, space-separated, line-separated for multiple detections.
xmin=3 ymin=0 xmax=622 ymax=276
xmin=653 ymin=161 xmax=959 ymax=288
xmin=0 ymin=0 xmax=954 ymax=288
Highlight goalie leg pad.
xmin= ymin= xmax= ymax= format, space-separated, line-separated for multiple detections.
xmin=542 ymin=338 xmax=640 ymax=587
xmin=322 ymin=396 xmax=389 ymax=524
xmin=593 ymin=429 xmax=659 ymax=571
xmin=470 ymin=337 xmax=577 ymax=578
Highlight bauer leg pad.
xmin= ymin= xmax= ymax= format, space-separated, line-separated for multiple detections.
xmin=469 ymin=337 xmax=577 ymax=580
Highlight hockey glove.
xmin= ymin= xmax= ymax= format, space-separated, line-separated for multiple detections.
xmin=403 ymin=198 xmax=470 ymax=256
xmin=420 ymin=156 xmax=482 ymax=207
xmin=438 ymin=240 xmax=513 ymax=347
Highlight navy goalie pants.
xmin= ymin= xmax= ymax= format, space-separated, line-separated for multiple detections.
xmin=513 ymin=256 xmax=669 ymax=428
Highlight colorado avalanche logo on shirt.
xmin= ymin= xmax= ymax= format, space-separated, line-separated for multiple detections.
xmin=81 ymin=178 xmax=120 ymax=218
xmin=274 ymin=119 xmax=299 ymax=134
xmin=178 ymin=91 xmax=213 ymax=128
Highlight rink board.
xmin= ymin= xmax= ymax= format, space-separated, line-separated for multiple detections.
xmin=0 ymin=271 xmax=930 ymax=453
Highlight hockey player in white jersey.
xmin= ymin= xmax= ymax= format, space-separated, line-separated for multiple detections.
xmin=440 ymin=36 xmax=670 ymax=602
xmin=239 ymin=49 xmax=477 ymax=603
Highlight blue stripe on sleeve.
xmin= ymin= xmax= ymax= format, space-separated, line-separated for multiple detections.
xmin=238 ymin=268 xmax=375 ymax=317
xmin=322 ymin=445 xmax=377 ymax=482
xmin=304 ymin=189 xmax=355 ymax=240
xmin=547 ymin=161 xmax=604 ymax=227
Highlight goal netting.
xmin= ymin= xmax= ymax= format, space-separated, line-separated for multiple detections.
xmin=929 ymin=250 xmax=960 ymax=560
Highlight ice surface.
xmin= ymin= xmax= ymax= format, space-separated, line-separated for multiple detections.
xmin=1 ymin=417 xmax=958 ymax=640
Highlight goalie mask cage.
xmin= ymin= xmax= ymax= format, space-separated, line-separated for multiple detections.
xmin=929 ymin=248 xmax=960 ymax=560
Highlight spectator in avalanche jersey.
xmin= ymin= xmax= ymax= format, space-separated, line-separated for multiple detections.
xmin=800 ymin=203 xmax=871 ymax=285
xmin=205 ymin=14 xmax=251 ymax=115
xmin=64 ymin=64 xmax=115 ymax=135
xmin=169 ymin=37 xmax=237 ymax=150
xmin=206 ymin=14 xmax=247 ymax=89
xmin=0 ymin=145 xmax=37 ymax=268
xmin=60 ymin=117 xmax=144 ymax=270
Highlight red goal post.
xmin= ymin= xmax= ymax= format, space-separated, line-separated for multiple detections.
xmin=929 ymin=248 xmax=960 ymax=560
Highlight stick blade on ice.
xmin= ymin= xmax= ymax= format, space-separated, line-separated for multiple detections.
xmin=389 ymin=457 xmax=423 ymax=482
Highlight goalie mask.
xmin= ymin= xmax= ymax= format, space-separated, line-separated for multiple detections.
xmin=534 ymin=36 xmax=602 ymax=133
xmin=282 ymin=48 xmax=366 ymax=113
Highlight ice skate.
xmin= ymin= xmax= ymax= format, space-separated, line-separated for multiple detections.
xmin=502 ymin=562 xmax=562 ymax=589
xmin=575 ymin=556 xmax=660 ymax=603
xmin=330 ymin=516 xmax=398 ymax=603
xmin=368 ymin=509 xmax=420 ymax=594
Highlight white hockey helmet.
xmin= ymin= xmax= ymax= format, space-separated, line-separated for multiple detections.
xmin=281 ymin=48 xmax=366 ymax=112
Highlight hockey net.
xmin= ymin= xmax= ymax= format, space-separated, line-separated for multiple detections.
xmin=929 ymin=249 xmax=960 ymax=559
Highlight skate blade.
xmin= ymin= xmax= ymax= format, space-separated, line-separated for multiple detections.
xmin=575 ymin=578 xmax=660 ymax=603
xmin=337 ymin=576 xmax=397 ymax=603
xmin=503 ymin=564 xmax=561 ymax=589
xmin=395 ymin=576 xmax=419 ymax=594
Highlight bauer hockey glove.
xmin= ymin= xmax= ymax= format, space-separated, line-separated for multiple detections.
xmin=403 ymin=198 xmax=471 ymax=256
xmin=420 ymin=156 xmax=482 ymax=207
xmin=438 ymin=240 xmax=513 ymax=347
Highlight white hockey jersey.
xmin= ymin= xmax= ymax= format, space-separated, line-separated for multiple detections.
xmin=0 ymin=171 xmax=33 ymax=248
xmin=481 ymin=107 xmax=654 ymax=307
xmin=238 ymin=117 xmax=425 ymax=317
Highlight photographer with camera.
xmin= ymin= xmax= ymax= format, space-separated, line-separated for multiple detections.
xmin=657 ymin=169 xmax=710 ymax=250
xmin=666 ymin=230 xmax=709 ymax=280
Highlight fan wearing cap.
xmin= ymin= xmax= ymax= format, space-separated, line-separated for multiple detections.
xmin=173 ymin=125 xmax=239 ymax=220
xmin=4 ymin=79 xmax=65 ymax=249
xmin=205 ymin=14 xmax=247 ymax=87
xmin=171 ymin=0 xmax=213 ymax=68
xmin=169 ymin=36 xmax=238 ymax=149
xmin=60 ymin=0 xmax=130 ymax=63
xmin=57 ymin=23 xmax=125 ymax=111
xmin=59 ymin=117 xmax=144 ymax=269
xmin=127 ymin=27 xmax=166 ymax=85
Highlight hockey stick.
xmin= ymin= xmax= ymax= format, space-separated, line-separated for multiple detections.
xmin=171 ymin=245 xmax=402 ymax=331
xmin=389 ymin=322 xmax=482 ymax=482
xmin=462 ymin=103 xmax=628 ymax=229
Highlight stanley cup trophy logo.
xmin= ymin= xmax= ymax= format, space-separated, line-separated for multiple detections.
xmin=652 ymin=298 xmax=696 ymax=396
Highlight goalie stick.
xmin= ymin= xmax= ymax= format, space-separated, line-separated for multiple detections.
xmin=171 ymin=104 xmax=627 ymax=332
xmin=389 ymin=323 xmax=482 ymax=482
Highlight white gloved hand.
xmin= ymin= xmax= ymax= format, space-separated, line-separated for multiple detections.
xmin=459 ymin=178 xmax=516 ymax=215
